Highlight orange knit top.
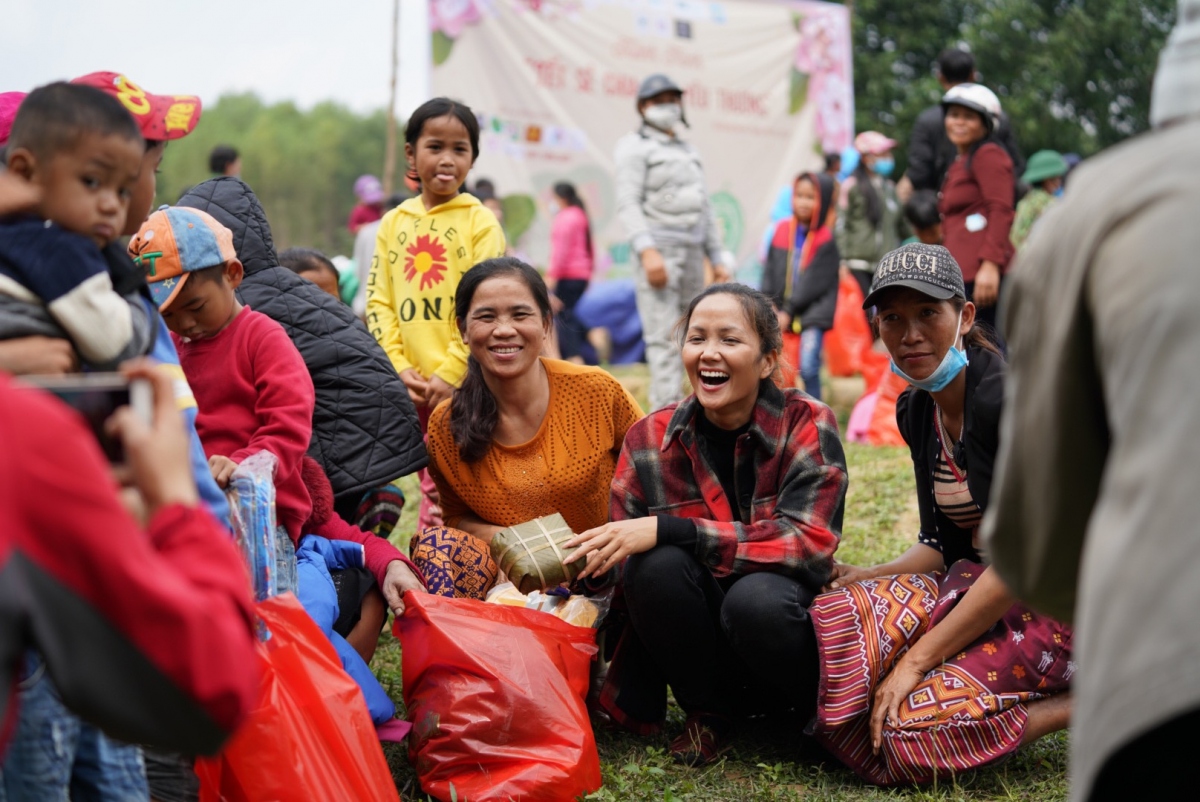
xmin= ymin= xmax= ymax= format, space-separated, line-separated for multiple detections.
xmin=427 ymin=359 xmax=644 ymax=535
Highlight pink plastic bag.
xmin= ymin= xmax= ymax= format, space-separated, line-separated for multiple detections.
xmin=847 ymin=391 xmax=878 ymax=443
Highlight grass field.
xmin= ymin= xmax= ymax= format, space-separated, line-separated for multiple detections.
xmin=372 ymin=366 xmax=1070 ymax=801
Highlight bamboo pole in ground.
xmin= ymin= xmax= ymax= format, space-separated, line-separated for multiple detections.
xmin=382 ymin=0 xmax=400 ymax=196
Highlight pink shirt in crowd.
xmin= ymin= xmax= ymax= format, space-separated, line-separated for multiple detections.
xmin=548 ymin=205 xmax=594 ymax=281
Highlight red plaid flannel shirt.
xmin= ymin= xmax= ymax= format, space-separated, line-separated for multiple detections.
xmin=610 ymin=381 xmax=847 ymax=588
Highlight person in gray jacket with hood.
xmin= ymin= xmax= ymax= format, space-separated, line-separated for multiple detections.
xmin=178 ymin=177 xmax=426 ymax=519
xmin=615 ymin=74 xmax=732 ymax=411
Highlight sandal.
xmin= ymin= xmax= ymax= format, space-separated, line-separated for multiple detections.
xmin=669 ymin=714 xmax=731 ymax=767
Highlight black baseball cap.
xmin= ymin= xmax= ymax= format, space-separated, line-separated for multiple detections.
xmin=862 ymin=243 xmax=966 ymax=309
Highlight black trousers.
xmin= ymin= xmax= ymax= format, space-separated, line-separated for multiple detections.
xmin=553 ymin=278 xmax=589 ymax=360
xmin=963 ymin=277 xmax=1006 ymax=352
xmin=619 ymin=545 xmax=821 ymax=722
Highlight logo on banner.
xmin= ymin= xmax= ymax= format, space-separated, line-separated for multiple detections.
xmin=404 ymin=234 xmax=449 ymax=290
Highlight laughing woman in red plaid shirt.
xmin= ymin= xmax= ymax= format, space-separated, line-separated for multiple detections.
xmin=563 ymin=284 xmax=848 ymax=767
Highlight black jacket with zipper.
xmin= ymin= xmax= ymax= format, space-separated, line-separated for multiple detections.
xmin=760 ymin=172 xmax=840 ymax=331
xmin=896 ymin=345 xmax=1004 ymax=566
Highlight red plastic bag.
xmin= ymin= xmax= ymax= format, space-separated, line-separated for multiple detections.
xmin=859 ymin=346 xmax=891 ymax=394
xmin=825 ymin=273 xmax=872 ymax=377
xmin=396 ymin=592 xmax=602 ymax=802
xmin=777 ymin=331 xmax=801 ymax=388
xmin=195 ymin=595 xmax=400 ymax=802
xmin=866 ymin=369 xmax=908 ymax=446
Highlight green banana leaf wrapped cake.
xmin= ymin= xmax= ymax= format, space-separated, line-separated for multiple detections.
xmin=489 ymin=513 xmax=585 ymax=594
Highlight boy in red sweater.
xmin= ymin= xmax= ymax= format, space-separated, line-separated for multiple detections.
xmin=129 ymin=206 xmax=314 ymax=550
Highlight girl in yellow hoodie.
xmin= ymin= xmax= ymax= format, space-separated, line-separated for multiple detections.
xmin=367 ymin=97 xmax=506 ymax=527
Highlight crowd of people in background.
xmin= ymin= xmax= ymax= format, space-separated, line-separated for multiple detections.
xmin=0 ymin=10 xmax=1196 ymax=798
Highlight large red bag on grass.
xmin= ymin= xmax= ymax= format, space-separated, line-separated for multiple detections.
xmin=396 ymin=592 xmax=602 ymax=802
xmin=195 ymin=595 xmax=400 ymax=802
xmin=825 ymin=273 xmax=872 ymax=377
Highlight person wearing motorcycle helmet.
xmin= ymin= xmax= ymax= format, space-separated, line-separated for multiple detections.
xmin=902 ymin=49 xmax=1025 ymax=198
xmin=614 ymin=73 xmax=733 ymax=411
xmin=937 ymin=83 xmax=1015 ymax=338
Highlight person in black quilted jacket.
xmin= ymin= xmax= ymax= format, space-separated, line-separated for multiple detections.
xmin=178 ymin=177 xmax=426 ymax=518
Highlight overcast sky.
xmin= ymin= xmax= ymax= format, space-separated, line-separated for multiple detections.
xmin=3 ymin=0 xmax=429 ymax=115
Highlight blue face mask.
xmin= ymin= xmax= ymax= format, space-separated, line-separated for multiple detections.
xmin=889 ymin=311 xmax=969 ymax=392
xmin=1053 ymin=185 xmax=1065 ymax=197
xmin=872 ymin=158 xmax=895 ymax=177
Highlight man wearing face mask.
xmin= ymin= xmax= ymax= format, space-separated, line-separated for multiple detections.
xmin=614 ymin=73 xmax=732 ymax=411
xmin=837 ymin=130 xmax=911 ymax=323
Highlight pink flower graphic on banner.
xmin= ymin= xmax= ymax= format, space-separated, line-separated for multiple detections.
xmin=430 ymin=0 xmax=483 ymax=39
xmin=815 ymin=72 xmax=852 ymax=151
xmin=790 ymin=6 xmax=853 ymax=152
xmin=795 ymin=13 xmax=843 ymax=74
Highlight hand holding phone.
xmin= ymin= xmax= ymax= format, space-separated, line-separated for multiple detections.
xmin=20 ymin=372 xmax=151 ymax=463
xmin=21 ymin=361 xmax=198 ymax=517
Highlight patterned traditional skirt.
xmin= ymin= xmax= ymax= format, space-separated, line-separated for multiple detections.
xmin=410 ymin=526 xmax=499 ymax=600
xmin=811 ymin=560 xmax=1073 ymax=786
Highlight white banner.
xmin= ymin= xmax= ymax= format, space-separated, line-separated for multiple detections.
xmin=430 ymin=0 xmax=853 ymax=278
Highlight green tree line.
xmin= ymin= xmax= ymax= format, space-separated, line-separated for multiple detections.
xmin=158 ymin=0 xmax=1175 ymax=256
xmin=156 ymin=93 xmax=398 ymax=258
xmin=851 ymin=0 xmax=1176 ymax=170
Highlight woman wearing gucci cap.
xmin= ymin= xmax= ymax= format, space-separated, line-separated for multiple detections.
xmin=808 ymin=243 xmax=1072 ymax=786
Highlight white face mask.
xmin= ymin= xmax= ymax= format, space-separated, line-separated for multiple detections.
xmin=643 ymin=102 xmax=683 ymax=132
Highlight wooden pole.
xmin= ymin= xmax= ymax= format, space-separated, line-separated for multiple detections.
xmin=382 ymin=0 xmax=400 ymax=195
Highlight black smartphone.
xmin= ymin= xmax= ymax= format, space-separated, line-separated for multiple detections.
xmin=19 ymin=373 xmax=152 ymax=463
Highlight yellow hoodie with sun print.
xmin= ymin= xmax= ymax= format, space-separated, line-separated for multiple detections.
xmin=366 ymin=193 xmax=506 ymax=386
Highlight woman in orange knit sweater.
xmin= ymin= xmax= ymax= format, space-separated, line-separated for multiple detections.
xmin=412 ymin=257 xmax=644 ymax=598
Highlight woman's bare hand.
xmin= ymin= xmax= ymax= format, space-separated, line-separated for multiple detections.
xmin=825 ymin=562 xmax=876 ymax=592
xmin=869 ymin=659 xmax=927 ymax=754
xmin=561 ymin=518 xmax=658 ymax=580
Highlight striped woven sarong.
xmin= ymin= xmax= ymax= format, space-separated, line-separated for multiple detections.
xmin=811 ymin=560 xmax=1073 ymax=786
